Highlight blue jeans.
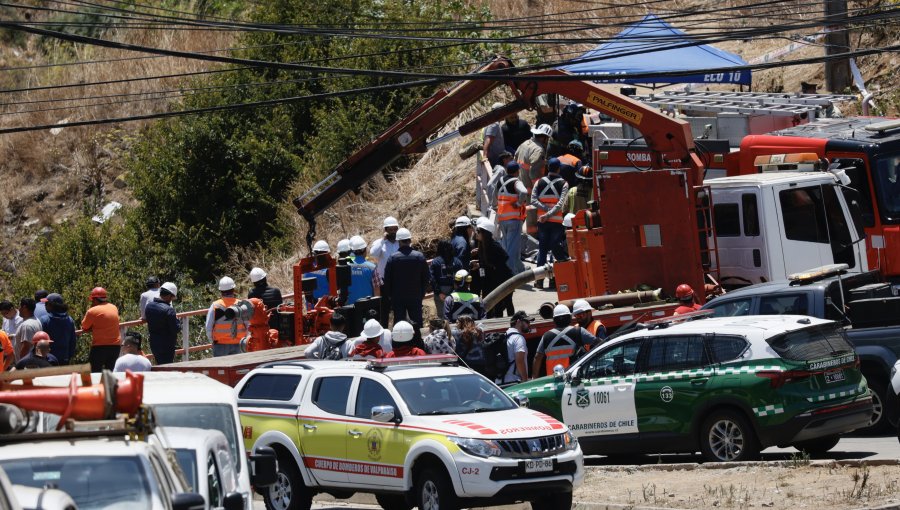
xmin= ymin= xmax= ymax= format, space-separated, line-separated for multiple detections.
xmin=499 ymin=219 xmax=524 ymax=275
xmin=536 ymin=222 xmax=567 ymax=267
xmin=212 ymin=343 xmax=241 ymax=357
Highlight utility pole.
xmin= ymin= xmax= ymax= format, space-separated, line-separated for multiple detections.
xmin=824 ymin=0 xmax=851 ymax=93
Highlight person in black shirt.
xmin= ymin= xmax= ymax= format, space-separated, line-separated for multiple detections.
xmin=248 ymin=267 xmax=283 ymax=331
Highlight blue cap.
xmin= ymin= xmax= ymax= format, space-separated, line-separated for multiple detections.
xmin=505 ymin=161 xmax=520 ymax=173
xmin=547 ymin=157 xmax=561 ymax=171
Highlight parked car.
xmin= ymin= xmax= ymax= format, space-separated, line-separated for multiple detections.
xmin=157 ymin=427 xmax=243 ymax=510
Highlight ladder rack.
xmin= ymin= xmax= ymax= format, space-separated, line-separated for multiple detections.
xmin=636 ymin=91 xmax=856 ymax=117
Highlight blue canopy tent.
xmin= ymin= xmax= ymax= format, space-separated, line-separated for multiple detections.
xmin=564 ymin=14 xmax=751 ymax=88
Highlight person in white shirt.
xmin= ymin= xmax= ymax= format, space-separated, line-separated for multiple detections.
xmin=369 ymin=216 xmax=401 ymax=284
xmin=114 ymin=332 xmax=151 ymax=372
xmin=139 ymin=276 xmax=161 ymax=320
xmin=501 ymin=311 xmax=531 ymax=384
xmin=0 ymin=300 xmax=22 ymax=338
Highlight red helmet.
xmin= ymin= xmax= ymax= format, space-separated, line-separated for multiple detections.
xmin=32 ymin=331 xmax=52 ymax=343
xmin=90 ymin=287 xmax=108 ymax=300
xmin=675 ymin=284 xmax=694 ymax=300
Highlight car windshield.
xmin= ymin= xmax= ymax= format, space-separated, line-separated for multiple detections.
xmin=0 ymin=456 xmax=153 ymax=510
xmin=392 ymin=374 xmax=517 ymax=415
xmin=173 ymin=449 xmax=198 ymax=492
xmin=153 ymin=404 xmax=241 ymax=472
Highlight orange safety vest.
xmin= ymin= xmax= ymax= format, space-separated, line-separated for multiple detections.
xmin=558 ymin=153 xmax=581 ymax=170
xmin=496 ymin=176 xmax=526 ymax=222
xmin=211 ymin=298 xmax=247 ymax=345
xmin=535 ymin=175 xmax=566 ymax=223
xmin=584 ymin=320 xmax=605 ymax=351
xmin=543 ymin=326 xmax=578 ymax=374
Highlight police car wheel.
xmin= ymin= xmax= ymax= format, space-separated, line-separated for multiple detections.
xmin=791 ymin=435 xmax=840 ymax=456
xmin=375 ymin=494 xmax=411 ymax=510
xmin=700 ymin=410 xmax=759 ymax=462
xmin=264 ymin=454 xmax=311 ymax=510
xmin=530 ymin=490 xmax=573 ymax=509
xmin=415 ymin=467 xmax=457 ymax=510
xmin=863 ymin=380 xmax=888 ymax=434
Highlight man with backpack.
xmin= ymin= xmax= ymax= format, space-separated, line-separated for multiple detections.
xmin=497 ymin=311 xmax=531 ymax=384
xmin=304 ymin=313 xmax=351 ymax=360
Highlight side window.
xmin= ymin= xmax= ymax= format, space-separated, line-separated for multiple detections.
xmin=708 ymin=299 xmax=752 ymax=317
xmin=822 ymin=185 xmax=856 ymax=268
xmin=581 ymin=339 xmax=643 ymax=379
xmin=759 ymin=294 xmax=809 ymax=315
xmin=239 ymin=374 xmax=303 ymax=401
xmin=742 ymin=194 xmax=760 ymax=236
xmin=837 ymin=159 xmax=874 ymax=228
xmin=312 ymin=376 xmax=353 ymax=415
xmin=708 ymin=335 xmax=749 ymax=363
xmin=643 ymin=336 xmax=709 ymax=373
xmin=149 ymin=453 xmax=174 ymax=508
xmin=779 ymin=186 xmax=828 ymax=243
xmin=713 ymin=203 xmax=740 ymax=237
xmin=355 ymin=378 xmax=398 ymax=419
xmin=207 ymin=453 xmax=222 ymax=509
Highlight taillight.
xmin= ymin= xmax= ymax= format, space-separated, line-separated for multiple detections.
xmin=756 ymin=370 xmax=813 ymax=389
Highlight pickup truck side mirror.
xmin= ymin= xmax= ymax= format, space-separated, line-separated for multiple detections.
xmin=223 ymin=492 xmax=244 ymax=510
xmin=250 ymin=446 xmax=278 ymax=487
xmin=372 ymin=405 xmax=399 ymax=423
xmin=171 ymin=493 xmax=205 ymax=510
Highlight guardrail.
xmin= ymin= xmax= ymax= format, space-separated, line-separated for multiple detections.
xmin=474 ymin=151 xmax=495 ymax=215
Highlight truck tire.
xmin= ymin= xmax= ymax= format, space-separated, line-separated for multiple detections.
xmin=414 ymin=467 xmax=458 ymax=510
xmin=699 ymin=410 xmax=760 ymax=462
xmin=375 ymin=494 xmax=411 ymax=510
xmin=264 ymin=452 xmax=312 ymax=510
xmin=791 ymin=435 xmax=841 ymax=456
xmin=530 ymin=491 xmax=573 ymax=509
xmin=863 ymin=380 xmax=888 ymax=434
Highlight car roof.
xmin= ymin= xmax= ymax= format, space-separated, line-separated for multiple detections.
xmin=248 ymin=359 xmax=475 ymax=381
xmin=611 ymin=315 xmax=834 ymax=346
xmin=705 ymin=171 xmax=833 ymax=188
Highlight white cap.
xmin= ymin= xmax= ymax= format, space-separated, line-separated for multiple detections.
xmin=492 ymin=102 xmax=505 ymax=110
xmin=454 ymin=216 xmax=471 ymax=228
xmin=572 ymin=299 xmax=592 ymax=315
xmin=249 ymin=267 xmax=267 ymax=283
xmin=160 ymin=282 xmax=178 ymax=297
xmin=553 ymin=304 xmax=571 ymax=317
xmin=362 ymin=319 xmax=384 ymax=339
xmin=349 ymin=235 xmax=367 ymax=251
xmin=218 ymin=276 xmax=236 ymax=291
xmin=531 ymin=124 xmax=553 ymax=137
xmin=312 ymin=240 xmax=330 ymax=253
xmin=476 ymin=217 xmax=496 ymax=236
xmin=337 ymin=239 xmax=351 ymax=253
xmin=563 ymin=213 xmax=576 ymax=228
xmin=396 ymin=228 xmax=412 ymax=241
xmin=383 ymin=216 xmax=399 ymax=228
xmin=392 ymin=321 xmax=415 ymax=343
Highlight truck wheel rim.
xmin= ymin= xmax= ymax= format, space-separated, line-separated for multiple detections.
xmin=869 ymin=391 xmax=883 ymax=427
xmin=422 ymin=480 xmax=439 ymax=510
xmin=271 ymin=472 xmax=292 ymax=510
xmin=709 ymin=419 xmax=744 ymax=461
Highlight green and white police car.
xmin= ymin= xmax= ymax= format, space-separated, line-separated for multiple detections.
xmin=506 ymin=315 xmax=874 ymax=462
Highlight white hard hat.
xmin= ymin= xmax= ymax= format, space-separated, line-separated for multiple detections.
xmin=392 ymin=321 xmax=415 ymax=343
xmin=337 ymin=239 xmax=351 ymax=253
xmin=160 ymin=282 xmax=178 ymax=297
xmin=454 ymin=269 xmax=471 ymax=282
xmin=553 ymin=304 xmax=571 ymax=318
xmin=383 ymin=216 xmax=400 ymax=228
xmin=249 ymin=267 xmax=267 ymax=283
xmin=454 ymin=216 xmax=471 ymax=228
xmin=476 ymin=217 xmax=496 ymax=236
xmin=312 ymin=240 xmax=330 ymax=253
xmin=531 ymin=123 xmax=553 ymax=137
xmin=563 ymin=213 xmax=576 ymax=228
xmin=572 ymin=299 xmax=592 ymax=315
xmin=218 ymin=276 xmax=236 ymax=291
xmin=396 ymin=228 xmax=412 ymax=241
xmin=362 ymin=319 xmax=385 ymax=339
xmin=349 ymin=235 xmax=367 ymax=251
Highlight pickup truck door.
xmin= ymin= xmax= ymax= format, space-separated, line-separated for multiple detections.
xmin=299 ymin=375 xmax=353 ymax=484
xmin=344 ymin=376 xmax=407 ymax=488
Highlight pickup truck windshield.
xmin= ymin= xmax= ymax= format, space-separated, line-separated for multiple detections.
xmin=767 ymin=324 xmax=854 ymax=361
xmin=153 ymin=404 xmax=240 ymax=472
xmin=393 ymin=374 xmax=517 ymax=415
xmin=0 ymin=456 xmax=152 ymax=510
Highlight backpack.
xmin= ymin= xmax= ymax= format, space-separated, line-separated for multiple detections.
xmin=322 ymin=338 xmax=348 ymax=360
xmin=482 ymin=332 xmax=511 ymax=381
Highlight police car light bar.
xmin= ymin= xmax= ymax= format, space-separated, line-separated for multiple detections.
xmin=788 ymin=263 xmax=849 ymax=284
xmin=643 ymin=309 xmax=714 ymax=327
xmin=367 ymin=354 xmax=459 ymax=370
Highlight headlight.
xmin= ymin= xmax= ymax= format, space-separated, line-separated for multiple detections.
xmin=563 ymin=430 xmax=578 ymax=451
xmin=447 ymin=436 xmax=503 ymax=458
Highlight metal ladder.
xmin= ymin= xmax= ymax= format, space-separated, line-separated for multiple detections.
xmin=636 ymin=90 xmax=856 ymax=117
xmin=694 ymin=185 xmax=720 ymax=282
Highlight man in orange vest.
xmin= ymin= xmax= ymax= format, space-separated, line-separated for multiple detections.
xmin=557 ymin=140 xmax=585 ymax=187
xmin=530 ymin=157 xmax=570 ymax=289
xmin=81 ymin=287 xmax=122 ymax=371
xmin=572 ymin=299 xmax=606 ymax=348
xmin=205 ymin=276 xmax=248 ymax=357
xmin=495 ymin=161 xmax=528 ymax=275
xmin=531 ymin=304 xmax=599 ymax=378
xmin=673 ymin=284 xmax=703 ymax=315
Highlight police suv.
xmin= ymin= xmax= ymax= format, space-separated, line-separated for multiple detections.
xmin=506 ymin=314 xmax=874 ymax=462
xmin=236 ymin=355 xmax=584 ymax=510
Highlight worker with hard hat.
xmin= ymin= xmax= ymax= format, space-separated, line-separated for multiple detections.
xmin=305 ymin=240 xmax=334 ymax=300
xmin=444 ymin=270 xmax=485 ymax=322
xmin=81 ymin=286 xmax=122 ymax=371
xmin=144 ymin=281 xmax=180 ymax=365
xmin=248 ymin=267 xmax=283 ymax=331
xmin=471 ymin=217 xmax=515 ymax=318
xmin=450 ymin=215 xmax=473 ymax=269
xmin=572 ymin=299 xmax=606 ymax=347
xmin=385 ymin=321 xmax=426 ymax=358
xmin=382 ymin=228 xmax=429 ymax=328
xmin=430 ymin=240 xmax=463 ymax=320
xmin=369 ymin=216 xmax=401 ymax=284
xmin=346 ymin=235 xmax=377 ymax=304
xmin=673 ymin=284 xmax=702 ymax=315
xmin=515 ymin=123 xmax=552 ymax=191
xmin=495 ymin=160 xmax=528 ymax=275
xmin=558 ymin=139 xmax=585 ymax=187
xmin=15 ymin=331 xmax=58 ymax=369
xmin=349 ymin=318 xmax=389 ymax=358
xmin=336 ymin=239 xmax=352 ymax=263
xmin=567 ymin=165 xmax=596 ymax=215
xmin=531 ymin=304 xmax=600 ymax=378
xmin=205 ymin=276 xmax=248 ymax=357
xmin=531 ymin=157 xmax=570 ymax=289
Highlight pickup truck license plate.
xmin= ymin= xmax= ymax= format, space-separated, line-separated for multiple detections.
xmin=523 ymin=459 xmax=554 ymax=473
xmin=825 ymin=369 xmax=845 ymax=384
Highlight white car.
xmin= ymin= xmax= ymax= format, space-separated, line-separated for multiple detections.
xmin=158 ymin=428 xmax=242 ymax=510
